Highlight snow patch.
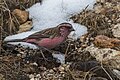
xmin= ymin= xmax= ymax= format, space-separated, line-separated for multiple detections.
xmin=4 ymin=0 xmax=96 ymax=48
xmin=27 ymin=0 xmax=95 ymax=39
xmin=52 ymin=53 xmax=65 ymax=64
xmin=7 ymin=42 xmax=38 ymax=49
xmin=4 ymin=31 xmax=38 ymax=41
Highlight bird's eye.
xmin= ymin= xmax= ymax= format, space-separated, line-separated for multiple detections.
xmin=60 ymin=28 xmax=64 ymax=31
xmin=60 ymin=27 xmax=65 ymax=29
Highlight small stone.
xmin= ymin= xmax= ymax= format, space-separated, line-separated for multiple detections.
xmin=32 ymin=62 xmax=38 ymax=66
xmin=53 ymin=67 xmax=57 ymax=71
xmin=80 ymin=35 xmax=86 ymax=42
xmin=105 ymin=2 xmax=112 ymax=8
xmin=60 ymin=71 xmax=65 ymax=74
xmin=116 ymin=18 xmax=120 ymax=23
xmin=29 ymin=74 xmax=34 ymax=79
xmin=18 ymin=21 xmax=33 ymax=33
xmin=96 ymin=0 xmax=101 ymax=2
xmin=94 ymin=5 xmax=103 ymax=14
xmin=26 ymin=61 xmax=29 ymax=63
xmin=81 ymin=44 xmax=87 ymax=48
xmin=105 ymin=17 xmax=109 ymax=21
xmin=36 ymin=74 xmax=40 ymax=77
xmin=49 ymin=69 xmax=54 ymax=73
xmin=12 ymin=9 xmax=29 ymax=24
xmin=112 ymin=24 xmax=120 ymax=38
xmin=90 ymin=37 xmax=94 ymax=41
xmin=108 ymin=20 xmax=112 ymax=23
xmin=17 ymin=54 xmax=21 ymax=57
xmin=116 ymin=3 xmax=120 ymax=11
xmin=101 ymin=0 xmax=105 ymax=3
xmin=59 ymin=66 xmax=65 ymax=72
xmin=96 ymin=0 xmax=105 ymax=3
xmin=0 ymin=74 xmax=5 ymax=80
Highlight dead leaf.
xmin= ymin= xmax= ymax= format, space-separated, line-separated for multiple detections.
xmin=94 ymin=35 xmax=120 ymax=48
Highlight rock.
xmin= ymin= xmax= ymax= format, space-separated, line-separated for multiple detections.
xmin=59 ymin=66 xmax=65 ymax=72
xmin=12 ymin=9 xmax=29 ymax=24
xmin=94 ymin=4 xmax=106 ymax=14
xmin=112 ymin=69 xmax=120 ymax=79
xmin=94 ymin=35 xmax=120 ymax=48
xmin=85 ymin=45 xmax=120 ymax=68
xmin=0 ymin=74 xmax=5 ymax=80
xmin=17 ymin=21 xmax=33 ymax=33
xmin=112 ymin=24 xmax=120 ymax=38
xmin=116 ymin=3 xmax=120 ymax=11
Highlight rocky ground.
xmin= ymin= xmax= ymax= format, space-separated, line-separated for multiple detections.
xmin=0 ymin=0 xmax=120 ymax=80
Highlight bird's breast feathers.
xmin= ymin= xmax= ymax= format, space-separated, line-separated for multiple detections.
xmin=38 ymin=36 xmax=65 ymax=49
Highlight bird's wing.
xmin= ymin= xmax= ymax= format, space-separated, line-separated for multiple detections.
xmin=26 ymin=27 xmax=60 ymax=40
xmin=26 ymin=32 xmax=50 ymax=40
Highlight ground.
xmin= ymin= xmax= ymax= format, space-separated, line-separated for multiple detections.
xmin=0 ymin=0 xmax=120 ymax=80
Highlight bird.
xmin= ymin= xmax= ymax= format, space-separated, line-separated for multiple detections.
xmin=5 ymin=23 xmax=75 ymax=49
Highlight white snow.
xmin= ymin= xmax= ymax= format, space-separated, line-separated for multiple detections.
xmin=52 ymin=53 xmax=65 ymax=64
xmin=7 ymin=42 xmax=39 ymax=49
xmin=68 ymin=22 xmax=87 ymax=39
xmin=27 ymin=0 xmax=95 ymax=39
xmin=4 ymin=31 xmax=38 ymax=41
xmin=4 ymin=0 xmax=96 ymax=48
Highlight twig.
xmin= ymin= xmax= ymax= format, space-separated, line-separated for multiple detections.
xmin=100 ymin=62 xmax=113 ymax=80
xmin=65 ymin=41 xmax=70 ymax=57
xmin=84 ymin=66 xmax=101 ymax=80
xmin=67 ymin=68 xmax=77 ymax=80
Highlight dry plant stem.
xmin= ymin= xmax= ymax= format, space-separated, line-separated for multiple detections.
xmin=0 ymin=26 xmax=1 ymax=53
xmin=88 ymin=73 xmax=94 ymax=80
xmin=67 ymin=68 xmax=77 ymax=80
xmin=0 ymin=7 xmax=3 ymax=54
xmin=84 ymin=66 xmax=101 ymax=80
xmin=65 ymin=41 xmax=70 ymax=57
xmin=80 ymin=5 xmax=89 ymax=23
xmin=1 ymin=63 xmax=13 ymax=79
xmin=40 ymin=50 xmax=47 ymax=62
xmin=3 ymin=0 xmax=15 ymax=34
xmin=0 ymin=65 xmax=8 ymax=79
xmin=101 ymin=62 xmax=113 ymax=80
xmin=12 ymin=14 xmax=20 ymax=26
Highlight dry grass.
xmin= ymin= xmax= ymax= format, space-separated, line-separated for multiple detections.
xmin=0 ymin=1 xmax=41 ymax=79
xmin=0 ymin=0 xmax=41 ymax=54
xmin=0 ymin=0 xmax=41 ymax=38
xmin=0 ymin=0 xmax=120 ymax=80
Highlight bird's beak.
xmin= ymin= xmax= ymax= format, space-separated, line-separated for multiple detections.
xmin=70 ymin=27 xmax=75 ymax=31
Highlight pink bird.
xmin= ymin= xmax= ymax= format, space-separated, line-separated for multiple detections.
xmin=6 ymin=23 xmax=75 ymax=49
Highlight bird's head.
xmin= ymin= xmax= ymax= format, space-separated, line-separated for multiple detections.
xmin=57 ymin=23 xmax=75 ymax=37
